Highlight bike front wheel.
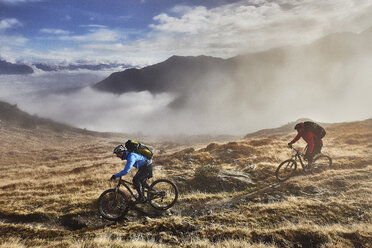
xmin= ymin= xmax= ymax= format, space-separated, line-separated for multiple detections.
xmin=97 ymin=189 xmax=129 ymax=221
xmin=147 ymin=179 xmax=178 ymax=210
xmin=311 ymin=155 xmax=332 ymax=175
xmin=276 ymin=159 xmax=297 ymax=182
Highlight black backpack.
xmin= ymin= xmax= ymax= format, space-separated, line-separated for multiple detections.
xmin=304 ymin=121 xmax=326 ymax=139
xmin=125 ymin=140 xmax=153 ymax=159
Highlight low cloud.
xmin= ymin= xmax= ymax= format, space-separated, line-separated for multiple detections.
xmin=0 ymin=48 xmax=371 ymax=136
xmin=22 ymin=88 xmax=175 ymax=134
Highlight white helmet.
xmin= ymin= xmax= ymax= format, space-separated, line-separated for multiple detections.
xmin=113 ymin=144 xmax=125 ymax=154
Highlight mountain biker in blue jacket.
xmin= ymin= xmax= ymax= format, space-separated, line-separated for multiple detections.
xmin=111 ymin=144 xmax=153 ymax=203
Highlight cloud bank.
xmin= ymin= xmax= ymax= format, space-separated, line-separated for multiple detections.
xmin=1 ymin=38 xmax=371 ymax=136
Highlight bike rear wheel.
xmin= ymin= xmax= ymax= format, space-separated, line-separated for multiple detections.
xmin=97 ymin=189 xmax=129 ymax=221
xmin=276 ymin=159 xmax=297 ymax=181
xmin=147 ymin=179 xmax=178 ymax=210
xmin=311 ymin=154 xmax=332 ymax=175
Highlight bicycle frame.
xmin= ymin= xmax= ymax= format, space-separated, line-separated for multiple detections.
xmin=114 ymin=177 xmax=151 ymax=200
xmin=290 ymin=147 xmax=307 ymax=170
xmin=114 ymin=177 xmax=136 ymax=199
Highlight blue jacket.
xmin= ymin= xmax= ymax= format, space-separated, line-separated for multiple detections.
xmin=115 ymin=151 xmax=152 ymax=178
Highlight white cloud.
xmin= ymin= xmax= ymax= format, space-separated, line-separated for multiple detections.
xmin=40 ymin=28 xmax=70 ymax=35
xmin=60 ymin=28 xmax=121 ymax=42
xmin=80 ymin=24 xmax=107 ymax=29
xmin=0 ymin=35 xmax=29 ymax=62
xmin=3 ymin=0 xmax=372 ymax=67
xmin=0 ymin=0 xmax=41 ymax=4
xmin=0 ymin=18 xmax=22 ymax=31
xmin=147 ymin=0 xmax=372 ymax=57
xmin=0 ymin=18 xmax=27 ymax=62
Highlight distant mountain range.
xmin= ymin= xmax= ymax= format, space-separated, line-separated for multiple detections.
xmin=93 ymin=26 xmax=372 ymax=109
xmin=0 ymin=60 xmax=33 ymax=75
xmin=0 ymin=60 xmax=130 ymax=74
xmin=33 ymin=63 xmax=130 ymax=72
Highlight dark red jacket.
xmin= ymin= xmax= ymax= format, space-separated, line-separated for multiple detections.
xmin=290 ymin=130 xmax=323 ymax=154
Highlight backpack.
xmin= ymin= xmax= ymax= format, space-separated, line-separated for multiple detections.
xmin=125 ymin=140 xmax=153 ymax=159
xmin=304 ymin=121 xmax=326 ymax=139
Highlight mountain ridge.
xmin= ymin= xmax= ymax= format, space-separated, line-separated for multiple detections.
xmin=0 ymin=100 xmax=112 ymax=137
xmin=0 ymin=60 xmax=34 ymax=75
xmin=94 ymin=55 xmax=227 ymax=94
xmin=92 ymin=26 xmax=372 ymax=110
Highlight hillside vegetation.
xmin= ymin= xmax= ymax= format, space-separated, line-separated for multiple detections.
xmin=0 ymin=107 xmax=371 ymax=247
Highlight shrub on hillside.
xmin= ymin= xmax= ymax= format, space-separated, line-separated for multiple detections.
xmin=191 ymin=164 xmax=254 ymax=193
xmin=249 ymin=138 xmax=272 ymax=146
xmin=194 ymin=164 xmax=220 ymax=181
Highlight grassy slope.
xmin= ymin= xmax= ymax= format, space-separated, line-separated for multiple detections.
xmin=0 ymin=116 xmax=371 ymax=247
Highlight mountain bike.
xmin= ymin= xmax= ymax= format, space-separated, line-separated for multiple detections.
xmin=275 ymin=146 xmax=332 ymax=182
xmin=98 ymin=177 xmax=178 ymax=221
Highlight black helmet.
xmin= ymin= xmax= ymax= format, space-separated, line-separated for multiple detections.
xmin=294 ymin=122 xmax=304 ymax=130
xmin=113 ymin=144 xmax=125 ymax=154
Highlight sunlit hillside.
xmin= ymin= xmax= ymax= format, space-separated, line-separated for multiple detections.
xmin=0 ymin=103 xmax=371 ymax=247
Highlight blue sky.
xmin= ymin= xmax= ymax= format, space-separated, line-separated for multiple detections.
xmin=1 ymin=0 xmax=372 ymax=66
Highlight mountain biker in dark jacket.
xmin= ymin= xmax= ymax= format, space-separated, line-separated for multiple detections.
xmin=111 ymin=145 xmax=153 ymax=203
xmin=288 ymin=122 xmax=323 ymax=166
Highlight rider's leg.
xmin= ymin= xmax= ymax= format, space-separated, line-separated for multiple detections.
xmin=314 ymin=141 xmax=323 ymax=155
xmin=141 ymin=164 xmax=153 ymax=189
xmin=133 ymin=170 xmax=147 ymax=202
xmin=310 ymin=141 xmax=323 ymax=162
xmin=307 ymin=140 xmax=323 ymax=169
xmin=133 ymin=164 xmax=153 ymax=202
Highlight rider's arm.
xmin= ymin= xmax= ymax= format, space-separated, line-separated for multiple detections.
xmin=115 ymin=154 xmax=135 ymax=178
xmin=290 ymin=133 xmax=301 ymax=144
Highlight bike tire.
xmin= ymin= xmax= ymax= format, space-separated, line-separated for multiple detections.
xmin=311 ymin=154 xmax=332 ymax=175
xmin=147 ymin=179 xmax=178 ymax=210
xmin=97 ymin=189 xmax=129 ymax=221
xmin=276 ymin=159 xmax=297 ymax=182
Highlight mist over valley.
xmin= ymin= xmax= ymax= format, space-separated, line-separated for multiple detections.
xmin=1 ymin=27 xmax=372 ymax=135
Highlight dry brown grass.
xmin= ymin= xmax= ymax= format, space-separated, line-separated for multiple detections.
xmin=0 ymin=119 xmax=371 ymax=247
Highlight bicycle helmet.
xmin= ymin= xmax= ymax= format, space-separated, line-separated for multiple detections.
xmin=113 ymin=144 xmax=125 ymax=154
xmin=294 ymin=122 xmax=304 ymax=130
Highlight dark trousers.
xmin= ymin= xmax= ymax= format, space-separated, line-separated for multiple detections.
xmin=133 ymin=164 xmax=153 ymax=198
xmin=307 ymin=141 xmax=323 ymax=162
xmin=312 ymin=141 xmax=323 ymax=155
